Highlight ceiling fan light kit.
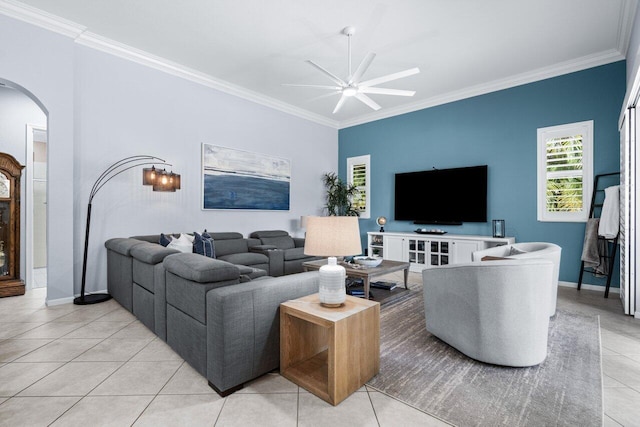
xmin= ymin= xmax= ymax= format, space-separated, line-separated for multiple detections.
xmin=285 ymin=26 xmax=420 ymax=114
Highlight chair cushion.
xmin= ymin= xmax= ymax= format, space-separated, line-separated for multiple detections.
xmin=163 ymin=253 xmax=239 ymax=283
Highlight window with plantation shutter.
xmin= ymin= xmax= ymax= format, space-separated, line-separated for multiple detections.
xmin=347 ymin=155 xmax=370 ymax=219
xmin=537 ymin=121 xmax=593 ymax=222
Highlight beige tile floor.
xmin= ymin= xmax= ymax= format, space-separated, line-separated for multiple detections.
xmin=0 ymin=273 xmax=638 ymax=426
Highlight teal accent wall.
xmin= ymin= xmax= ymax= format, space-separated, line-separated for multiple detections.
xmin=339 ymin=61 xmax=626 ymax=288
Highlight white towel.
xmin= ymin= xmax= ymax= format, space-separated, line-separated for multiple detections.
xmin=598 ymin=185 xmax=620 ymax=239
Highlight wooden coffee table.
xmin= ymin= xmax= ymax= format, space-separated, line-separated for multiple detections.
xmin=302 ymin=259 xmax=410 ymax=301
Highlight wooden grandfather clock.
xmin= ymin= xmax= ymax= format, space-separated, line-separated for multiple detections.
xmin=0 ymin=153 xmax=25 ymax=297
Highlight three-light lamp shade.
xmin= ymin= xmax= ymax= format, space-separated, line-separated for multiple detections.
xmin=143 ymin=166 xmax=181 ymax=192
xmin=304 ymin=216 xmax=362 ymax=307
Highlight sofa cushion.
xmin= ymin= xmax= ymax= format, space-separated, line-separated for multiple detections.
xmin=207 ymin=232 xmax=248 ymax=256
xmin=250 ymin=230 xmax=289 ymax=238
xmin=164 ymin=253 xmax=240 ymax=283
xmin=218 ymin=252 xmax=268 ymax=267
xmin=237 ymin=264 xmax=269 ymax=280
xmin=250 ymin=230 xmax=296 ymax=250
xmin=262 ymin=236 xmax=295 ymax=250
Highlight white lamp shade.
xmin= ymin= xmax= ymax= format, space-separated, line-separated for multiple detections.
xmin=303 ymin=216 xmax=362 ymax=307
xmin=304 ymin=216 xmax=362 ymax=257
xmin=300 ymin=215 xmax=309 ymax=229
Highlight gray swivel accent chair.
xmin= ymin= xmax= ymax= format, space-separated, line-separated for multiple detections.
xmin=422 ymin=258 xmax=554 ymax=367
xmin=472 ymin=242 xmax=562 ymax=317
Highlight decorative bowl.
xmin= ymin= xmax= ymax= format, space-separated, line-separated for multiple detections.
xmin=353 ymin=256 xmax=383 ymax=267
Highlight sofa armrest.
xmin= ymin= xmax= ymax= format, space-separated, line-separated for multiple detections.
xmin=105 ymin=237 xmax=145 ymax=256
xmin=206 ymin=271 xmax=320 ymax=394
xmin=293 ymin=237 xmax=305 ymax=248
xmin=131 ymin=242 xmax=178 ymax=264
xmin=250 ymin=246 xmax=284 ymax=276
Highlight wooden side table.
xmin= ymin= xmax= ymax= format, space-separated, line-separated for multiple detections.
xmin=280 ymin=293 xmax=380 ymax=406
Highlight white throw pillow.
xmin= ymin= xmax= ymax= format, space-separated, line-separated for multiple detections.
xmin=180 ymin=233 xmax=195 ymax=244
xmin=168 ymin=234 xmax=193 ymax=253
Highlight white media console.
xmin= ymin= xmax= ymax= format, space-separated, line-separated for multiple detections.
xmin=367 ymin=231 xmax=515 ymax=272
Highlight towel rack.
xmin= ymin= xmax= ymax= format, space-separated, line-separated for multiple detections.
xmin=577 ymin=172 xmax=620 ymax=298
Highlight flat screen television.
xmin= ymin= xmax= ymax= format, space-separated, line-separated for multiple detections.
xmin=394 ymin=165 xmax=488 ymax=225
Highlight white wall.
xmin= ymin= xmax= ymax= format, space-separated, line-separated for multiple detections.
xmin=0 ymin=14 xmax=75 ymax=302
xmin=75 ymin=46 xmax=337 ymax=294
xmin=0 ymin=14 xmax=338 ymax=301
xmin=0 ymin=86 xmax=47 ymax=281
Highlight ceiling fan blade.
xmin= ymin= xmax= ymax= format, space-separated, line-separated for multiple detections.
xmin=282 ymin=83 xmax=342 ymax=90
xmin=306 ymin=60 xmax=347 ymax=86
xmin=333 ymin=95 xmax=348 ymax=114
xmin=355 ymin=93 xmax=381 ymax=111
xmin=349 ymin=52 xmax=376 ymax=84
xmin=359 ymin=87 xmax=416 ymax=96
xmin=307 ymin=90 xmax=342 ymax=103
xmin=359 ymin=67 xmax=420 ymax=88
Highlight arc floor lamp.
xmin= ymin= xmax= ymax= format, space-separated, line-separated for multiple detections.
xmin=73 ymin=155 xmax=180 ymax=305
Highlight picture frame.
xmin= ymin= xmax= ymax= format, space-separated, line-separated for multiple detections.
xmin=201 ymin=143 xmax=291 ymax=210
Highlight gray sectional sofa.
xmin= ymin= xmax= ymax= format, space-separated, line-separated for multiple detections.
xmin=104 ymin=231 xmax=321 ymax=395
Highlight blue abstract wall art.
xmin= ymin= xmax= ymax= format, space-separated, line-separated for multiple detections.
xmin=202 ymin=144 xmax=291 ymax=210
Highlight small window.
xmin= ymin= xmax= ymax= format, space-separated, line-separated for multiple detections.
xmin=537 ymin=120 xmax=593 ymax=222
xmin=347 ymin=155 xmax=370 ymax=219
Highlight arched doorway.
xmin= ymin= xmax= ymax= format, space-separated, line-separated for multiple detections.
xmin=0 ymin=79 xmax=48 ymax=294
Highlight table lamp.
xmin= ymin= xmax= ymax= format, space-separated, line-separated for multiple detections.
xmin=304 ymin=216 xmax=362 ymax=307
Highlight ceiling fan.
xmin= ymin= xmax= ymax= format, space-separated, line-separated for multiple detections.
xmin=284 ymin=26 xmax=420 ymax=114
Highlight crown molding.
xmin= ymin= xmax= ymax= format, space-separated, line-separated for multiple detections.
xmin=618 ymin=0 xmax=639 ymax=57
xmin=0 ymin=0 xmax=339 ymax=128
xmin=0 ymin=0 xmax=629 ymax=131
xmin=75 ymin=32 xmax=339 ymax=128
xmin=0 ymin=0 xmax=85 ymax=37
xmin=338 ymin=49 xmax=625 ymax=129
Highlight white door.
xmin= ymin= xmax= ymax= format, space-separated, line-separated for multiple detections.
xmin=384 ymin=236 xmax=406 ymax=262
xmin=620 ymin=106 xmax=636 ymax=316
xmin=26 ymin=124 xmax=47 ymax=290
xmin=451 ymin=240 xmax=481 ymax=264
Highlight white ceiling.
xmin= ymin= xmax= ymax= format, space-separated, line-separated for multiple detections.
xmin=5 ymin=0 xmax=636 ymax=128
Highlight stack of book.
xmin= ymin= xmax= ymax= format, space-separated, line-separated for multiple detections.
xmin=370 ymin=281 xmax=397 ymax=291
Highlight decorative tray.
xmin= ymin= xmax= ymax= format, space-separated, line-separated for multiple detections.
xmin=414 ymin=229 xmax=448 ymax=235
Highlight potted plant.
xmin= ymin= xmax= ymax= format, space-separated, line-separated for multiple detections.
xmin=322 ymin=172 xmax=360 ymax=216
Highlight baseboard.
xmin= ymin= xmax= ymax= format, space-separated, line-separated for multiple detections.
xmin=46 ymin=296 xmax=74 ymax=306
xmin=558 ymin=281 xmax=620 ymax=294
xmin=46 ymin=288 xmax=110 ymax=306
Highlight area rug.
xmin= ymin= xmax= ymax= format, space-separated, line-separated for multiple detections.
xmin=368 ymin=287 xmax=603 ymax=427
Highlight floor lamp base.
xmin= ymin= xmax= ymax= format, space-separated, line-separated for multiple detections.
xmin=73 ymin=293 xmax=112 ymax=305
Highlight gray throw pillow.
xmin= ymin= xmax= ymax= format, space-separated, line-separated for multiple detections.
xmin=509 ymin=246 xmax=528 ymax=256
